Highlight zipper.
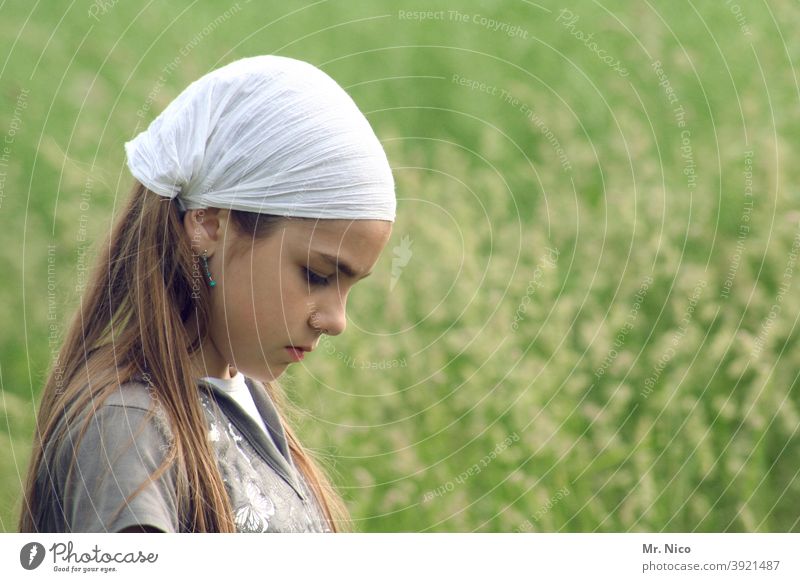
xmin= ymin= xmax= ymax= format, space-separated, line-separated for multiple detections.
xmin=197 ymin=381 xmax=308 ymax=501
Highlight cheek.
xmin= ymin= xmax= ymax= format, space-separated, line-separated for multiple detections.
xmin=215 ymin=262 xmax=311 ymax=348
xmin=211 ymin=278 xmax=254 ymax=343
xmin=249 ymin=267 xmax=303 ymax=332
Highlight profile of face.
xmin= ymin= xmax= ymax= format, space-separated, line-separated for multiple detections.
xmin=183 ymin=208 xmax=393 ymax=382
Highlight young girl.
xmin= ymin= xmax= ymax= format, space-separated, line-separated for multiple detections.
xmin=18 ymin=55 xmax=396 ymax=533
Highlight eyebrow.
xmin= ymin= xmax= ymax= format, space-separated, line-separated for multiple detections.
xmin=315 ymin=252 xmax=372 ymax=280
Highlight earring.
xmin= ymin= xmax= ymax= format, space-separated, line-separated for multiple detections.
xmin=201 ymin=249 xmax=216 ymax=288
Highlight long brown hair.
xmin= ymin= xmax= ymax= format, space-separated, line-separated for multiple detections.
xmin=18 ymin=180 xmax=352 ymax=532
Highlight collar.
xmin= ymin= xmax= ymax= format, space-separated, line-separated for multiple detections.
xmin=197 ymin=375 xmax=306 ymax=500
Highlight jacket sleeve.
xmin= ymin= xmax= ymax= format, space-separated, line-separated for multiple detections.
xmin=59 ymin=403 xmax=180 ymax=533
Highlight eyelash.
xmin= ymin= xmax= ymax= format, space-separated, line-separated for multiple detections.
xmin=303 ymin=267 xmax=330 ymax=287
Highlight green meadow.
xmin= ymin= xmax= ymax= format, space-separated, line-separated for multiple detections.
xmin=1 ymin=0 xmax=799 ymax=532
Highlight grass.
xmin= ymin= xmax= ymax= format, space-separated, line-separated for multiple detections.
xmin=1 ymin=0 xmax=799 ymax=532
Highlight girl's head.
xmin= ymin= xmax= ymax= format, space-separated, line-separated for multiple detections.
xmin=19 ymin=55 xmax=396 ymax=533
xmin=185 ymin=207 xmax=392 ymax=382
xmin=128 ymin=53 xmax=398 ymax=382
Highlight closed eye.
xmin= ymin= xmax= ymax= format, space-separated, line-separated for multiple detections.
xmin=303 ymin=266 xmax=330 ymax=287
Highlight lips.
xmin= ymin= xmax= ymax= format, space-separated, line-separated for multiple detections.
xmin=285 ymin=346 xmax=309 ymax=362
xmin=287 ymin=345 xmax=312 ymax=352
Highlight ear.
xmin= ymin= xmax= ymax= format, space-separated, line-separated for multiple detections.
xmin=182 ymin=207 xmax=228 ymax=256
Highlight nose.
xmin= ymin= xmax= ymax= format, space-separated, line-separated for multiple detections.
xmin=310 ymin=296 xmax=347 ymax=337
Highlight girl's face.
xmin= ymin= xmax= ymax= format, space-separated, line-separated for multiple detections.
xmin=185 ymin=209 xmax=392 ymax=383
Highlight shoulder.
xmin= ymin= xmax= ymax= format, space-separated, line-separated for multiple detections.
xmin=67 ymin=380 xmax=175 ymax=447
xmin=103 ymin=379 xmax=160 ymax=412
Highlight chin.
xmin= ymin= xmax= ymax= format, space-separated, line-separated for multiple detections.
xmin=247 ymin=366 xmax=286 ymax=385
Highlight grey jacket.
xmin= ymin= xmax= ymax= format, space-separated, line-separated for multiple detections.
xmin=33 ymin=376 xmax=331 ymax=533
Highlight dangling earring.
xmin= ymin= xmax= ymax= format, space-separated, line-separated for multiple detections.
xmin=201 ymin=249 xmax=216 ymax=288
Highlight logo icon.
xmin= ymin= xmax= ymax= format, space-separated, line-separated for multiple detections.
xmin=20 ymin=542 xmax=46 ymax=570
xmin=390 ymin=234 xmax=413 ymax=291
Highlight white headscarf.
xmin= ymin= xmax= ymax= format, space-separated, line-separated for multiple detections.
xmin=124 ymin=55 xmax=396 ymax=222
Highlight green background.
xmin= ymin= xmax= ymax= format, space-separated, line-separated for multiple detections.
xmin=1 ymin=0 xmax=799 ymax=532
